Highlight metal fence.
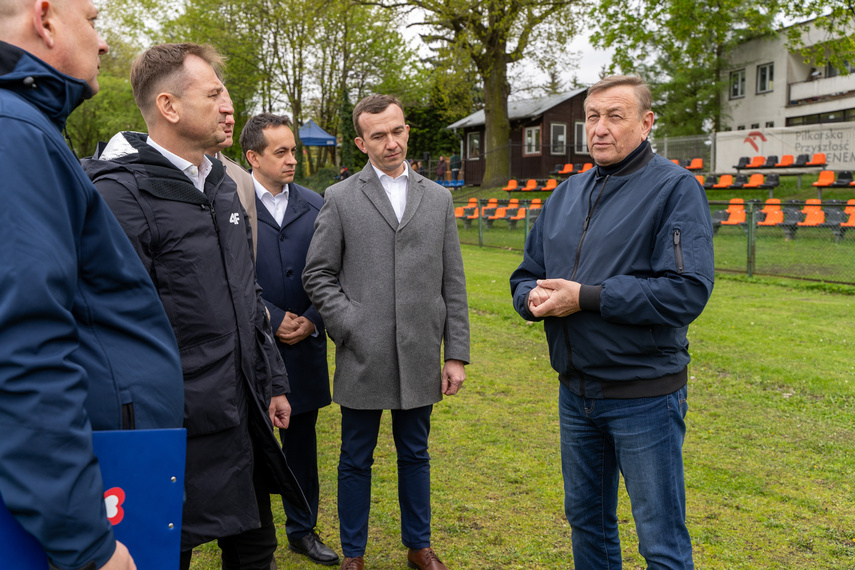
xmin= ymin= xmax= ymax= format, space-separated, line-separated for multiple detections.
xmin=455 ymin=198 xmax=855 ymax=285
xmin=649 ymin=134 xmax=714 ymax=170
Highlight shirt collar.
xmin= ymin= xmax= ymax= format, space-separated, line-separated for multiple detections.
xmin=371 ymin=162 xmax=409 ymax=184
xmin=146 ymin=137 xmax=211 ymax=185
xmin=252 ymin=173 xmax=288 ymax=201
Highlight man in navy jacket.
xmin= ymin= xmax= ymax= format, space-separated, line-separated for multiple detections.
xmin=0 ymin=1 xmax=183 ymax=569
xmin=240 ymin=113 xmax=338 ymax=566
xmin=511 ymin=75 xmax=714 ymax=569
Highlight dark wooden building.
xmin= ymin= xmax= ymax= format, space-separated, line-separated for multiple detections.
xmin=446 ymin=88 xmax=590 ymax=186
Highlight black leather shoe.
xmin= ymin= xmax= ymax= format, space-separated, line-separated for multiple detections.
xmin=288 ymin=531 xmax=341 ymax=566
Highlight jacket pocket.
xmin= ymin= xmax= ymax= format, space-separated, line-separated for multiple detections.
xmin=180 ymin=331 xmax=241 ymax=436
xmin=673 ymin=229 xmax=684 ymax=273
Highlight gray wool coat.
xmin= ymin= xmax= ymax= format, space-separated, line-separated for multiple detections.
xmin=303 ymin=162 xmax=470 ymax=410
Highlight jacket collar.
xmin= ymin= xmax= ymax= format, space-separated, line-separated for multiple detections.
xmin=0 ymin=41 xmax=92 ymax=129
xmin=594 ymin=139 xmax=654 ymax=178
xmin=91 ymin=131 xmax=225 ymax=205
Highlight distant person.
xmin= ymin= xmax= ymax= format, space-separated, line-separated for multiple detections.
xmin=240 ymin=113 xmax=339 ymax=566
xmin=0 ymin=1 xmax=183 ymax=568
xmin=338 ymin=165 xmax=351 ymax=180
xmin=435 ymin=155 xmax=446 ymax=182
xmin=510 ymin=75 xmax=714 ymax=569
xmin=449 ymin=153 xmax=461 ymax=181
xmin=82 ymin=43 xmax=309 ymax=570
xmin=303 ymin=94 xmax=470 ymax=570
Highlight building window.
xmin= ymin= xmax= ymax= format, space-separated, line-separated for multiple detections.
xmin=820 ymin=111 xmax=844 ymax=123
xmin=550 ymin=123 xmax=567 ymax=155
xmin=737 ymin=125 xmax=745 ymax=131
xmin=730 ymin=69 xmax=745 ymax=99
xmin=786 ymin=107 xmax=855 ymax=126
xmin=826 ymin=60 xmax=855 ymax=77
xmin=765 ymin=121 xmax=775 ymax=128
xmin=523 ymin=126 xmax=541 ymax=156
xmin=757 ymin=63 xmax=774 ymax=93
xmin=574 ymin=121 xmax=588 ymax=154
xmin=751 ymin=123 xmax=759 ymax=129
xmin=467 ymin=132 xmax=480 ymax=160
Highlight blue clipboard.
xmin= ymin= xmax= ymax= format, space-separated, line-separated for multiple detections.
xmin=0 ymin=428 xmax=186 ymax=569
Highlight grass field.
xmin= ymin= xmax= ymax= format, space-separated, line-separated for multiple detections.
xmin=189 ymin=245 xmax=855 ymax=569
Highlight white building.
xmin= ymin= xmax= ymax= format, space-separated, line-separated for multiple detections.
xmin=715 ymin=20 xmax=855 ymax=172
xmin=722 ymin=20 xmax=855 ymax=132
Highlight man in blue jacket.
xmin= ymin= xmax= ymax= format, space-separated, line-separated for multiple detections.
xmin=240 ymin=113 xmax=339 ymax=566
xmin=511 ymin=75 xmax=714 ymax=569
xmin=0 ymin=1 xmax=184 ymax=569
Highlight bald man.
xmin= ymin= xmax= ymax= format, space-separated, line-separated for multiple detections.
xmin=0 ymin=1 xmax=184 ymax=569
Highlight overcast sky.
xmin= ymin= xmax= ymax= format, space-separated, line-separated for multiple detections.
xmin=569 ymin=33 xmax=614 ymax=85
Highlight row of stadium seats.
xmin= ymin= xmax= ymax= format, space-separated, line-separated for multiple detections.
xmin=700 ymin=173 xmax=780 ymax=190
xmin=454 ymin=198 xmax=543 ymax=229
xmin=733 ymin=153 xmax=826 ymax=170
xmin=548 ymin=163 xmax=594 ymax=176
xmin=670 ymin=158 xmax=705 ymax=170
xmin=713 ymin=198 xmax=855 ymax=241
xmin=503 ymin=178 xmax=559 ymax=192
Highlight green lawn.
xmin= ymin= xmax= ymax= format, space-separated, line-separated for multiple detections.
xmin=189 ymin=246 xmax=855 ymax=569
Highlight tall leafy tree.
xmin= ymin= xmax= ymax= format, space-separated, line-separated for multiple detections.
xmin=381 ymin=0 xmax=586 ymax=187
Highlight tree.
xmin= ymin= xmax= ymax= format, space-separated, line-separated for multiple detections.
xmin=590 ymin=0 xmax=855 ymax=137
xmin=383 ymin=0 xmax=586 ymax=187
xmin=66 ymin=32 xmax=146 ymax=156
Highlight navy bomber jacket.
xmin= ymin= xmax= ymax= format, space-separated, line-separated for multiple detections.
xmin=510 ymin=141 xmax=715 ymax=398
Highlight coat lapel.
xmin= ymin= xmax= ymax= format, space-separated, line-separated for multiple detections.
xmin=255 ymin=195 xmax=280 ymax=230
xmin=358 ymin=163 xmax=399 ymax=230
xmin=279 ymin=185 xmax=309 ymax=230
xmin=399 ymin=164 xmax=424 ymax=231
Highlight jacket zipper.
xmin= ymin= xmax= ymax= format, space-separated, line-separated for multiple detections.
xmin=564 ymin=175 xmax=610 ymax=397
xmin=673 ymin=229 xmax=684 ymax=273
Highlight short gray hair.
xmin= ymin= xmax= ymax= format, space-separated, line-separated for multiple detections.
xmin=585 ymin=75 xmax=652 ymax=118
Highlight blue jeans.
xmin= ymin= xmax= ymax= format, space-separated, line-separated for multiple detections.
xmin=338 ymin=406 xmax=432 ymax=557
xmin=559 ymin=383 xmax=694 ymax=570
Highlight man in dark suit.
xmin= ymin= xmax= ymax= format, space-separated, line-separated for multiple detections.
xmin=303 ymin=94 xmax=470 ymax=570
xmin=240 ymin=113 xmax=339 ymax=566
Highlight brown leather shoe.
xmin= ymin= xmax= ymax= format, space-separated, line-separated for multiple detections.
xmin=407 ymin=547 xmax=448 ymax=570
xmin=340 ymin=556 xmax=364 ymax=570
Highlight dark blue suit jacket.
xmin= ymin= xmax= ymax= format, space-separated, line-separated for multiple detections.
xmin=256 ymin=183 xmax=331 ymax=416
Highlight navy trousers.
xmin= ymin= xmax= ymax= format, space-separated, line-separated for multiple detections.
xmin=279 ymin=408 xmax=320 ymax=541
xmin=338 ymin=405 xmax=433 ymax=557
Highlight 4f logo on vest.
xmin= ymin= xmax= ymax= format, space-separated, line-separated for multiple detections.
xmin=229 ymin=213 xmax=240 ymax=225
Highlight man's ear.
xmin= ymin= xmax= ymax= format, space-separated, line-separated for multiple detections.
xmin=156 ymin=92 xmax=181 ymax=125
xmin=354 ymin=137 xmax=367 ymax=154
xmin=246 ymin=150 xmax=260 ymax=169
xmin=642 ymin=110 xmax=654 ymax=138
xmin=32 ymin=0 xmax=56 ymax=48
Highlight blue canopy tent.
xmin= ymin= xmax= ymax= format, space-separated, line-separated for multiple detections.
xmin=298 ymin=119 xmax=336 ymax=146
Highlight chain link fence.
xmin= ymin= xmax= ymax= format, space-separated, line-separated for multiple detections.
xmin=455 ymin=197 xmax=855 ymax=285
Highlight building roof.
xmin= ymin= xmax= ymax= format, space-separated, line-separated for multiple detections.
xmin=446 ymin=88 xmax=587 ymax=130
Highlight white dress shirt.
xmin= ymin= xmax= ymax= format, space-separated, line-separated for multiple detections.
xmin=371 ymin=163 xmax=409 ymax=222
xmin=252 ymin=175 xmax=289 ymax=227
xmin=146 ymin=137 xmax=211 ymax=194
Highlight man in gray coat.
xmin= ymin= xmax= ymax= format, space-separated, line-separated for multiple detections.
xmin=303 ymin=94 xmax=470 ymax=570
